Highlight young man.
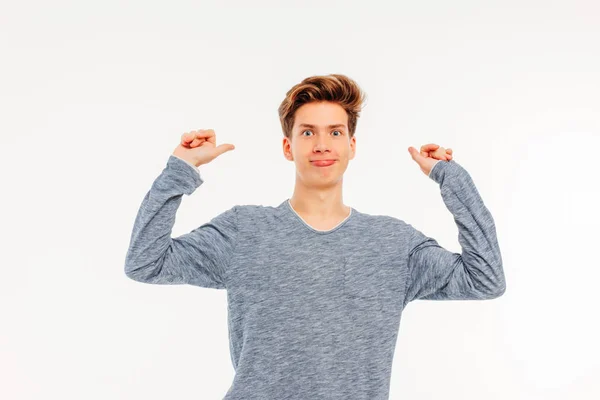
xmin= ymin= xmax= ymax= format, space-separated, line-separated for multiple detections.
xmin=124 ymin=74 xmax=506 ymax=399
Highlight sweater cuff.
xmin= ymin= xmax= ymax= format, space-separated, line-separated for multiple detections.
xmin=166 ymin=155 xmax=204 ymax=193
xmin=171 ymin=154 xmax=201 ymax=174
xmin=428 ymin=159 xmax=460 ymax=184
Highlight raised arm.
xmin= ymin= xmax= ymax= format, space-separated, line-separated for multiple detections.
xmin=402 ymin=159 xmax=506 ymax=307
xmin=124 ymin=155 xmax=238 ymax=289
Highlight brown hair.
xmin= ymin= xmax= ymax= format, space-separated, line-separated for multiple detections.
xmin=278 ymin=74 xmax=367 ymax=140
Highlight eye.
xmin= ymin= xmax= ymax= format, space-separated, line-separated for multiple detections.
xmin=301 ymin=129 xmax=343 ymax=137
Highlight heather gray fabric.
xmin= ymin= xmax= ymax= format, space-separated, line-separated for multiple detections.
xmin=124 ymin=155 xmax=506 ymax=399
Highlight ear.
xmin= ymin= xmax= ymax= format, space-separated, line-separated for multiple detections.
xmin=283 ymin=137 xmax=293 ymax=161
xmin=349 ymin=136 xmax=356 ymax=160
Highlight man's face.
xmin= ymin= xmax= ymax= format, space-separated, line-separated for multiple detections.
xmin=283 ymin=101 xmax=356 ymax=188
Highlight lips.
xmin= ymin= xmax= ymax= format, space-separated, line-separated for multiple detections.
xmin=311 ymin=160 xmax=336 ymax=167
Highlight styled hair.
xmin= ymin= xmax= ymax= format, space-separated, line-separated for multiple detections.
xmin=278 ymin=74 xmax=367 ymax=140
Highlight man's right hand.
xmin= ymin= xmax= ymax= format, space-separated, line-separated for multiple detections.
xmin=172 ymin=129 xmax=235 ymax=167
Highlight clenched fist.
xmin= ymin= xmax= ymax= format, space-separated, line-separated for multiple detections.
xmin=408 ymin=143 xmax=453 ymax=176
xmin=172 ymin=129 xmax=235 ymax=167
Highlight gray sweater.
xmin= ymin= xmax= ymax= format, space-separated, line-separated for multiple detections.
xmin=124 ymin=155 xmax=506 ymax=399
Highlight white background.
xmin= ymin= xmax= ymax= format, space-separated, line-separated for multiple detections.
xmin=1 ymin=1 xmax=599 ymax=399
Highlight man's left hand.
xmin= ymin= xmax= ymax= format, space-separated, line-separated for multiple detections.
xmin=408 ymin=144 xmax=453 ymax=176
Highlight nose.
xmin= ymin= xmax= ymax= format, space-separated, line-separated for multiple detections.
xmin=314 ymin=139 xmax=331 ymax=153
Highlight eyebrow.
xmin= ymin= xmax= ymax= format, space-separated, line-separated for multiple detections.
xmin=298 ymin=123 xmax=347 ymax=129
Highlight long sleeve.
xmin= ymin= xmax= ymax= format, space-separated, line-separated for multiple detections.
xmin=124 ymin=155 xmax=238 ymax=289
xmin=402 ymin=159 xmax=506 ymax=307
xmin=171 ymin=154 xmax=201 ymax=177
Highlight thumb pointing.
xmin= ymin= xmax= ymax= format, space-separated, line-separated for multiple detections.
xmin=215 ymin=143 xmax=235 ymax=156
xmin=407 ymin=146 xmax=422 ymax=161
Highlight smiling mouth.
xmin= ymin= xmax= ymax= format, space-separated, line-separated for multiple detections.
xmin=310 ymin=160 xmax=337 ymax=167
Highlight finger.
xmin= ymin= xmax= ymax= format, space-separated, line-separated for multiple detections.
xmin=190 ymin=137 xmax=204 ymax=147
xmin=183 ymin=130 xmax=204 ymax=142
xmin=181 ymin=132 xmax=194 ymax=143
xmin=408 ymin=146 xmax=425 ymax=162
xmin=182 ymin=133 xmax=198 ymax=145
xmin=434 ymin=148 xmax=448 ymax=160
xmin=446 ymin=148 xmax=452 ymax=154
xmin=181 ymin=134 xmax=196 ymax=148
xmin=214 ymin=143 xmax=235 ymax=157
xmin=428 ymin=147 xmax=449 ymax=160
xmin=203 ymin=129 xmax=216 ymax=145
xmin=182 ymin=129 xmax=215 ymax=143
xmin=432 ymin=151 xmax=448 ymax=161
xmin=187 ymin=129 xmax=216 ymax=145
xmin=420 ymin=143 xmax=440 ymax=153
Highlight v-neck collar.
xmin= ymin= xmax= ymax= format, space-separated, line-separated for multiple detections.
xmin=279 ymin=198 xmax=355 ymax=234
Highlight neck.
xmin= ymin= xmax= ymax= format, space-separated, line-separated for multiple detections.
xmin=288 ymin=180 xmax=349 ymax=219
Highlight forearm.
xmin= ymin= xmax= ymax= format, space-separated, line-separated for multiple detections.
xmin=124 ymin=155 xmax=204 ymax=283
xmin=427 ymin=160 xmax=506 ymax=298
